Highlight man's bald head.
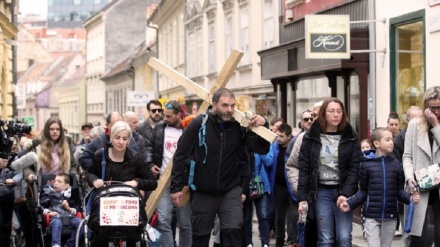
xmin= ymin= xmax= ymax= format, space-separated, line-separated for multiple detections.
xmin=105 ymin=112 xmax=123 ymax=131
xmin=123 ymin=111 xmax=139 ymax=132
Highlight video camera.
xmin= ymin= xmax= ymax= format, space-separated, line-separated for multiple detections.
xmin=0 ymin=119 xmax=32 ymax=160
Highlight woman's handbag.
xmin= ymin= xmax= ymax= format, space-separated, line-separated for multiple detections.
xmin=414 ymin=163 xmax=440 ymax=191
xmin=249 ymin=159 xmax=265 ymax=200
xmin=249 ymin=176 xmax=264 ymax=200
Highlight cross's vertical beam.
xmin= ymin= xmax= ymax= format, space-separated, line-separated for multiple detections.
xmin=145 ymin=50 xmax=244 ymax=218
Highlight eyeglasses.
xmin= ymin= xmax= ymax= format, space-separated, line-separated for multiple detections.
xmin=150 ymin=109 xmax=163 ymax=113
xmin=326 ymin=110 xmax=343 ymax=115
xmin=165 ymin=102 xmax=181 ymax=113
xmin=429 ymin=105 xmax=440 ymax=112
xmin=302 ymin=117 xmax=314 ymax=122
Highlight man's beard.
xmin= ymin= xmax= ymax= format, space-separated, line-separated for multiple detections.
xmin=151 ymin=115 xmax=162 ymax=123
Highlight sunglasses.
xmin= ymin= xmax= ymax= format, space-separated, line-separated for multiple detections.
xmin=429 ymin=105 xmax=440 ymax=112
xmin=150 ymin=109 xmax=163 ymax=113
xmin=165 ymin=102 xmax=182 ymax=112
xmin=302 ymin=117 xmax=314 ymax=122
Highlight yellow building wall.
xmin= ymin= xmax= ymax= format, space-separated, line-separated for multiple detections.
xmin=0 ymin=3 xmax=18 ymax=119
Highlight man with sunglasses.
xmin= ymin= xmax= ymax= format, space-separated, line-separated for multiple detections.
xmin=139 ymin=100 xmax=163 ymax=146
xmin=285 ymin=109 xmax=315 ymax=161
xmin=146 ymin=100 xmax=192 ymax=247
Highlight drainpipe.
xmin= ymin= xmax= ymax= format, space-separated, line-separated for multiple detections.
xmin=147 ymin=22 xmax=159 ymax=94
xmin=11 ymin=0 xmax=17 ymax=118
xmin=368 ymin=0 xmax=376 ymax=133
xmin=279 ymin=0 xmax=284 ymax=43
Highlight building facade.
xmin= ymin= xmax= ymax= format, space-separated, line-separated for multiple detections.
xmin=148 ymin=0 xmax=279 ymax=118
xmin=374 ymin=0 xmax=440 ymax=128
xmin=0 ymin=1 xmax=18 ymax=119
xmin=258 ymin=0 xmax=370 ymax=139
xmin=83 ymin=0 xmax=153 ymax=123
xmin=148 ymin=0 xmax=186 ymax=101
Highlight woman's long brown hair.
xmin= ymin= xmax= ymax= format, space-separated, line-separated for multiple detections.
xmin=39 ymin=117 xmax=70 ymax=172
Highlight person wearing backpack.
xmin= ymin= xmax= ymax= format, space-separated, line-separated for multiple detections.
xmin=146 ymin=100 xmax=192 ymax=247
xmin=170 ymin=88 xmax=270 ymax=247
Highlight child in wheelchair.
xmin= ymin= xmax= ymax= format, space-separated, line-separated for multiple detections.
xmin=40 ymin=172 xmax=82 ymax=247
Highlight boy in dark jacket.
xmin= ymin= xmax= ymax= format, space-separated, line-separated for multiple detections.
xmin=41 ymin=173 xmax=81 ymax=247
xmin=340 ymin=127 xmax=420 ymax=247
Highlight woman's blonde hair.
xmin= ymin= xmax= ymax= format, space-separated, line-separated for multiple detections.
xmin=110 ymin=121 xmax=132 ymax=140
xmin=39 ymin=117 xmax=70 ymax=172
xmin=419 ymin=86 xmax=440 ymax=133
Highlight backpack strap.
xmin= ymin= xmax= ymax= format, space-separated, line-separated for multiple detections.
xmin=188 ymin=113 xmax=209 ymax=191
xmin=198 ymin=113 xmax=209 ymax=163
xmin=101 ymin=150 xmax=106 ymax=180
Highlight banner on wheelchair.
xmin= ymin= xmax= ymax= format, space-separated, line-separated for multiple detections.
xmin=100 ymin=196 xmax=139 ymax=226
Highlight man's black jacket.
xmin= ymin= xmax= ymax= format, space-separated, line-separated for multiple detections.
xmin=170 ymin=111 xmax=270 ymax=195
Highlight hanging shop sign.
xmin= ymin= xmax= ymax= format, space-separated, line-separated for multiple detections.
xmin=305 ymin=14 xmax=350 ymax=59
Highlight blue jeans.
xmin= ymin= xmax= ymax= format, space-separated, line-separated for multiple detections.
xmin=50 ymin=215 xmax=82 ymax=247
xmin=157 ymin=187 xmax=192 ymax=247
xmin=315 ymin=187 xmax=353 ymax=247
xmin=244 ymin=193 xmax=272 ymax=246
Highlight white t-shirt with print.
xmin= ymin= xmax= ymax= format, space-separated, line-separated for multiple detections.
xmin=160 ymin=126 xmax=183 ymax=175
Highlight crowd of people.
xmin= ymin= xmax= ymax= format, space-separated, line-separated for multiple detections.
xmin=1 ymin=86 xmax=440 ymax=247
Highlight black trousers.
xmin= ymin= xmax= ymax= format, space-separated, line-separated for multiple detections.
xmin=274 ymin=184 xmax=298 ymax=246
xmin=191 ymin=186 xmax=243 ymax=247
xmin=15 ymin=201 xmax=33 ymax=247
xmin=0 ymin=197 xmax=14 ymax=246
xmin=409 ymin=189 xmax=440 ymax=247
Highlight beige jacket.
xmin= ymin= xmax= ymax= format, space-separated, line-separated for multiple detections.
xmin=403 ymin=117 xmax=440 ymax=237
xmin=285 ymin=132 xmax=305 ymax=193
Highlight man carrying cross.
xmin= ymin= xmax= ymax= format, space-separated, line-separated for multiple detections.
xmin=170 ymin=88 xmax=271 ymax=247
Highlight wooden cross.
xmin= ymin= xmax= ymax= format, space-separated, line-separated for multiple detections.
xmin=145 ymin=49 xmax=277 ymax=218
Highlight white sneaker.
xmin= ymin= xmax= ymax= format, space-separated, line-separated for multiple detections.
xmin=263 ymin=245 xmax=269 ymax=247
xmin=52 ymin=245 xmax=61 ymax=247
xmin=246 ymin=245 xmax=253 ymax=247
xmin=395 ymin=230 xmax=402 ymax=236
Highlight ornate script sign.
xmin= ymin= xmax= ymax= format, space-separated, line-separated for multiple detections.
xmin=305 ymin=15 xmax=350 ymax=59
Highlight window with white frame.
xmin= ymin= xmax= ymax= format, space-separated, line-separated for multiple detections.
xmin=262 ymin=0 xmax=274 ymax=49
xmin=196 ymin=27 xmax=203 ymax=76
xmin=225 ymin=14 xmax=233 ymax=59
xmin=179 ymin=15 xmax=185 ymax=65
xmin=208 ymin=22 xmax=216 ymax=73
xmin=172 ymin=21 xmax=177 ymax=67
xmin=239 ymin=5 xmax=250 ymax=65
xmin=187 ymin=31 xmax=195 ymax=78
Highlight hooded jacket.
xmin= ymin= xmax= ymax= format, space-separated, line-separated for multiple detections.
xmin=346 ymin=150 xmax=411 ymax=219
xmin=170 ymin=111 xmax=270 ymax=195
xmin=40 ymin=185 xmax=79 ymax=216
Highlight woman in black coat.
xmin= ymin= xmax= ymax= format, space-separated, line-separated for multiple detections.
xmin=297 ymin=98 xmax=363 ymax=247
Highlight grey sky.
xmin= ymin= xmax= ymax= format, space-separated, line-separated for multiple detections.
xmin=19 ymin=0 xmax=47 ymax=17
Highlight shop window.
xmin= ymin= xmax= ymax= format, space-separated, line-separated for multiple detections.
xmin=296 ymin=77 xmax=331 ymax=125
xmin=390 ymin=11 xmax=425 ymax=129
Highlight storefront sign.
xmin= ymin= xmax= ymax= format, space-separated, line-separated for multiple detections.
xmin=305 ymin=15 xmax=350 ymax=59
xmin=127 ymin=91 xmax=156 ymax=107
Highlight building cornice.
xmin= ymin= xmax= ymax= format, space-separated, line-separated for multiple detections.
xmin=0 ymin=12 xmax=18 ymax=39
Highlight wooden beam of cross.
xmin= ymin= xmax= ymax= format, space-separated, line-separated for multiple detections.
xmin=147 ymin=60 xmax=278 ymax=143
xmin=145 ymin=50 xmax=245 ymax=218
